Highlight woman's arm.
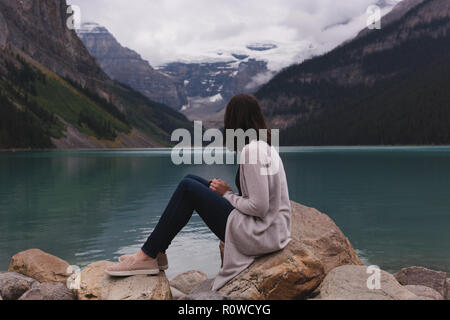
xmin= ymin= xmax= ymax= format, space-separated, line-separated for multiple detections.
xmin=223 ymin=161 xmax=270 ymax=218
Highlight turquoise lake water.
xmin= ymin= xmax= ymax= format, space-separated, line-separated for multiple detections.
xmin=0 ymin=147 xmax=449 ymax=277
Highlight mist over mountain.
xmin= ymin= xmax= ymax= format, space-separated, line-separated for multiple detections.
xmin=70 ymin=0 xmax=399 ymax=68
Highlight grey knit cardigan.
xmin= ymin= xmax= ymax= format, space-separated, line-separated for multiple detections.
xmin=212 ymin=140 xmax=291 ymax=291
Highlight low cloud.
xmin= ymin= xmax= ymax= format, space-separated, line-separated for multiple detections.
xmin=245 ymin=71 xmax=276 ymax=90
xmin=69 ymin=0 xmax=401 ymax=68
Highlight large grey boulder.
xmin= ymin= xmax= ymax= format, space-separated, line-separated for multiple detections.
xmin=182 ymin=279 xmax=227 ymax=301
xmin=0 ymin=272 xmax=37 ymax=300
xmin=404 ymin=285 xmax=443 ymax=300
xmin=319 ymin=265 xmax=418 ymax=300
xmin=76 ymin=261 xmax=172 ymax=300
xmin=218 ymin=202 xmax=362 ymax=300
xmin=8 ymin=249 xmax=71 ymax=284
xmin=19 ymin=282 xmax=75 ymax=300
xmin=394 ymin=266 xmax=447 ymax=297
xmin=182 ymin=291 xmax=227 ymax=301
xmin=170 ymin=270 xmax=208 ymax=295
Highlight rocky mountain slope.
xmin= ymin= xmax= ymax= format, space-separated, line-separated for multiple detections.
xmin=77 ymin=23 xmax=188 ymax=110
xmin=0 ymin=0 xmax=106 ymax=89
xmin=256 ymin=0 xmax=450 ymax=145
xmin=159 ymin=57 xmax=269 ymax=127
xmin=0 ymin=0 xmax=191 ymax=149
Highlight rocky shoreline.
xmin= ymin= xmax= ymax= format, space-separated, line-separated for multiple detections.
xmin=1 ymin=202 xmax=448 ymax=300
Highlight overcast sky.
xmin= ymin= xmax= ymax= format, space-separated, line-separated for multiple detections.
xmin=68 ymin=0 xmax=401 ymax=68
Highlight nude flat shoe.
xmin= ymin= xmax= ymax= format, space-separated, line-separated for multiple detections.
xmin=119 ymin=252 xmax=168 ymax=270
xmin=105 ymin=256 xmax=159 ymax=277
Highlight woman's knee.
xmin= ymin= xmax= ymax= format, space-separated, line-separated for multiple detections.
xmin=184 ymin=174 xmax=198 ymax=181
xmin=183 ymin=174 xmax=210 ymax=188
xmin=179 ymin=175 xmax=210 ymax=195
xmin=179 ymin=176 xmax=196 ymax=190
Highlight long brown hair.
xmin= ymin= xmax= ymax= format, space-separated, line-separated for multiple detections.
xmin=224 ymin=94 xmax=271 ymax=146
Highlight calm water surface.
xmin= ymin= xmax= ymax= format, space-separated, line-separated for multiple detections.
xmin=0 ymin=147 xmax=449 ymax=277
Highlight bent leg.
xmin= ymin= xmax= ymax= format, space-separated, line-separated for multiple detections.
xmin=184 ymin=174 xmax=211 ymax=187
xmin=142 ymin=176 xmax=234 ymax=258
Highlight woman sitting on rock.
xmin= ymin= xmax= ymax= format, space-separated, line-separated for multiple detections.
xmin=106 ymin=94 xmax=292 ymax=291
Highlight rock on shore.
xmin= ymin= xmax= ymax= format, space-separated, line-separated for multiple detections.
xmin=3 ymin=251 xmax=172 ymax=300
xmin=0 ymin=272 xmax=37 ymax=300
xmin=76 ymin=261 xmax=172 ymax=300
xmin=76 ymin=261 xmax=113 ymax=300
xmin=183 ymin=279 xmax=228 ymax=300
xmin=394 ymin=266 xmax=447 ymax=298
xmin=169 ymin=270 xmax=208 ymax=298
xmin=318 ymin=265 xmax=418 ymax=300
xmin=404 ymin=285 xmax=444 ymax=300
xmin=1 ymin=202 xmax=362 ymax=300
xmin=289 ymin=202 xmax=363 ymax=273
xmin=8 ymin=249 xmax=70 ymax=283
xmin=2 ymin=202 xmax=447 ymax=301
xmin=19 ymin=282 xmax=75 ymax=300
xmin=218 ymin=202 xmax=363 ymax=300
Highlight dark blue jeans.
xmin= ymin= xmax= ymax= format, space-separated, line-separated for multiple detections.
xmin=142 ymin=174 xmax=234 ymax=258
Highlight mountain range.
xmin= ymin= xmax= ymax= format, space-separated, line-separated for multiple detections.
xmin=1 ymin=0 xmax=448 ymax=149
xmin=75 ymin=3 xmax=404 ymax=129
xmin=256 ymin=0 xmax=450 ymax=145
xmin=0 ymin=0 xmax=191 ymax=149
xmin=77 ymin=22 xmax=273 ymax=127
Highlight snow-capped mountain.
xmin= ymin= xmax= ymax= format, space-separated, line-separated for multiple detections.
xmin=77 ymin=22 xmax=285 ymax=117
xmin=157 ymin=57 xmax=269 ymax=126
xmin=156 ymin=40 xmax=320 ymax=126
xmin=158 ymin=57 xmax=269 ymax=106
xmin=75 ymin=1 xmax=403 ymax=126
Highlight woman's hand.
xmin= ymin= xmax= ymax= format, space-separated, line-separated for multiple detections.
xmin=210 ymin=179 xmax=232 ymax=196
